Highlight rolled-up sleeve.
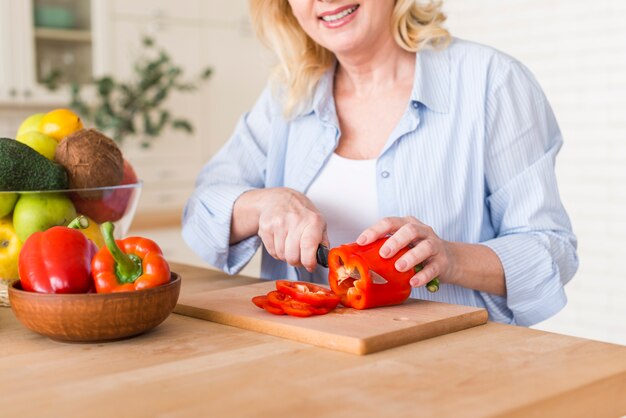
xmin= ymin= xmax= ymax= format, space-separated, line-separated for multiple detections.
xmin=182 ymin=87 xmax=275 ymax=274
xmin=480 ymin=60 xmax=579 ymax=326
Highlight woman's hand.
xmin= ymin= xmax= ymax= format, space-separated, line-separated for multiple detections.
xmin=234 ymin=187 xmax=327 ymax=272
xmin=356 ymin=216 xmax=454 ymax=288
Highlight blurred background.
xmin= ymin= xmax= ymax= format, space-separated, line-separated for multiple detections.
xmin=0 ymin=0 xmax=623 ymax=345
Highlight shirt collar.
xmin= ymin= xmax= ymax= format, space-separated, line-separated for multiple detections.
xmin=308 ymin=61 xmax=338 ymax=126
xmin=306 ymin=45 xmax=451 ymax=120
xmin=410 ymin=46 xmax=451 ymax=114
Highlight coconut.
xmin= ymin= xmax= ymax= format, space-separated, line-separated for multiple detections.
xmin=54 ymin=129 xmax=124 ymax=198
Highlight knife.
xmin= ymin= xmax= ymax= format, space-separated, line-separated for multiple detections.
xmin=316 ymin=244 xmax=330 ymax=268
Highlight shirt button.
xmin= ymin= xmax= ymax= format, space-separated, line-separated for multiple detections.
xmin=381 ymin=171 xmax=390 ymax=178
xmin=411 ymin=101 xmax=419 ymax=109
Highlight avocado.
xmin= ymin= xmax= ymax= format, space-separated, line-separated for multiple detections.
xmin=0 ymin=137 xmax=69 ymax=191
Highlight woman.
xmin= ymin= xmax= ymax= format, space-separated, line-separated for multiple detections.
xmin=182 ymin=0 xmax=578 ymax=326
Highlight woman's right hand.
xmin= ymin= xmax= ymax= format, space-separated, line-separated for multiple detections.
xmin=232 ymin=187 xmax=327 ymax=272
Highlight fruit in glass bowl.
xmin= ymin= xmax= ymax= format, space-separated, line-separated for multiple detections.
xmin=0 ymin=182 xmax=142 ymax=306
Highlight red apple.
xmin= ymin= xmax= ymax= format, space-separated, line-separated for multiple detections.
xmin=71 ymin=160 xmax=139 ymax=223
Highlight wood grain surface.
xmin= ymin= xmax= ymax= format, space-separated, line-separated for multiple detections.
xmin=175 ymin=280 xmax=488 ymax=355
xmin=0 ymin=262 xmax=624 ymax=418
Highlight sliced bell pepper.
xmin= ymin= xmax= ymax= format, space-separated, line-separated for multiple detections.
xmin=328 ymin=238 xmax=440 ymax=309
xmin=267 ymin=290 xmax=332 ymax=317
xmin=252 ymin=295 xmax=269 ymax=309
xmin=275 ymin=280 xmax=340 ymax=309
xmin=18 ymin=216 xmax=98 ymax=294
xmin=252 ymin=294 xmax=285 ymax=315
xmin=92 ymin=222 xmax=170 ymax=293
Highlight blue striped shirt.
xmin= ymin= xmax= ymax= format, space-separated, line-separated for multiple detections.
xmin=182 ymin=38 xmax=578 ymax=326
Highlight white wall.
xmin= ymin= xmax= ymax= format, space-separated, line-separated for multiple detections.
xmin=442 ymin=0 xmax=626 ymax=345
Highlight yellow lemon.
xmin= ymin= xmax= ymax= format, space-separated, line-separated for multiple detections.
xmin=39 ymin=108 xmax=84 ymax=142
xmin=0 ymin=217 xmax=22 ymax=280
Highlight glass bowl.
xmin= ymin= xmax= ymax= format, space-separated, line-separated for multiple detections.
xmin=0 ymin=181 xmax=142 ymax=306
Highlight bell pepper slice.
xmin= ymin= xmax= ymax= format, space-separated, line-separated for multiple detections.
xmin=275 ymin=280 xmax=340 ymax=309
xmin=252 ymin=295 xmax=268 ymax=309
xmin=328 ymin=238 xmax=438 ymax=309
xmin=263 ymin=301 xmax=286 ymax=316
xmin=91 ymin=222 xmax=170 ymax=293
xmin=266 ymin=290 xmax=332 ymax=317
xmin=252 ymin=293 xmax=286 ymax=315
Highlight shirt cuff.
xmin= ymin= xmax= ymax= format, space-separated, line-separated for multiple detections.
xmin=182 ymin=184 xmax=260 ymax=275
xmin=481 ymin=233 xmax=568 ymax=326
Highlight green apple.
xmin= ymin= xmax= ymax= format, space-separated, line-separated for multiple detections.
xmin=0 ymin=192 xmax=18 ymax=218
xmin=0 ymin=216 xmax=22 ymax=280
xmin=16 ymin=131 xmax=58 ymax=160
xmin=16 ymin=113 xmax=45 ymax=137
xmin=13 ymin=192 xmax=77 ymax=242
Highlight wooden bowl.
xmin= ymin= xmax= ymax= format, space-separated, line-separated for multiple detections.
xmin=8 ymin=272 xmax=181 ymax=342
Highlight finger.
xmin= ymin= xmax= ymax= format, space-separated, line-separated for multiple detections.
xmin=300 ymin=220 xmax=326 ymax=272
xmin=394 ymin=239 xmax=437 ymax=272
xmin=380 ymin=222 xmax=431 ymax=259
xmin=320 ymin=228 xmax=330 ymax=248
xmin=284 ymin=224 xmax=306 ymax=267
xmin=409 ymin=261 xmax=440 ymax=288
xmin=273 ymin=229 xmax=287 ymax=261
xmin=356 ymin=217 xmax=404 ymax=246
xmin=258 ymin=221 xmax=277 ymax=259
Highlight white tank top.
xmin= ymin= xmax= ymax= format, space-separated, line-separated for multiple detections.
xmin=306 ymin=153 xmax=378 ymax=283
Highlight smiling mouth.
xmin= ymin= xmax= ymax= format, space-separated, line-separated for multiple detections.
xmin=319 ymin=5 xmax=360 ymax=23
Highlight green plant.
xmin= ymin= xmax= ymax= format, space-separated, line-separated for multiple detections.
xmin=57 ymin=37 xmax=212 ymax=147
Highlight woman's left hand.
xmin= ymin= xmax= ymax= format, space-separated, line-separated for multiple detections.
xmin=356 ymin=216 xmax=454 ymax=288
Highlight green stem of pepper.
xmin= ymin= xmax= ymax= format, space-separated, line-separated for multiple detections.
xmin=101 ymin=221 xmax=142 ymax=284
xmin=67 ymin=215 xmax=89 ymax=230
xmin=414 ymin=264 xmax=440 ymax=293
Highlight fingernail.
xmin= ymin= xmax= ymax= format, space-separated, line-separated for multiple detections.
xmin=380 ymin=246 xmax=390 ymax=257
xmin=395 ymin=260 xmax=407 ymax=271
xmin=357 ymin=235 xmax=366 ymax=245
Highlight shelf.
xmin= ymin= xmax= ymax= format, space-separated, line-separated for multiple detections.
xmin=34 ymin=27 xmax=92 ymax=43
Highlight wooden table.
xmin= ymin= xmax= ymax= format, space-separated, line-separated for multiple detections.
xmin=1 ymin=262 xmax=625 ymax=418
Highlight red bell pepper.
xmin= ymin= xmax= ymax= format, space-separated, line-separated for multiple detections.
xmin=91 ymin=222 xmax=170 ymax=293
xmin=266 ymin=290 xmax=333 ymax=317
xmin=18 ymin=216 xmax=98 ymax=294
xmin=252 ymin=294 xmax=286 ymax=315
xmin=275 ymin=280 xmax=340 ymax=309
xmin=328 ymin=238 xmax=440 ymax=310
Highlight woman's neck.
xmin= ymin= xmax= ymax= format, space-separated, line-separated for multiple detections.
xmin=334 ymin=38 xmax=415 ymax=99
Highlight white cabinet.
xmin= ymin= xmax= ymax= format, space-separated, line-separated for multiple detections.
xmin=0 ymin=0 xmax=272 ymax=224
xmin=0 ymin=0 xmax=17 ymax=103
xmin=107 ymin=0 xmax=272 ymax=220
xmin=0 ymin=0 xmax=107 ymax=106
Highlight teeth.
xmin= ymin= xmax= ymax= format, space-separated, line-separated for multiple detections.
xmin=321 ymin=6 xmax=357 ymax=22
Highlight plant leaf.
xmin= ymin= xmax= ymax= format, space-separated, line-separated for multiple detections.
xmin=172 ymin=119 xmax=193 ymax=133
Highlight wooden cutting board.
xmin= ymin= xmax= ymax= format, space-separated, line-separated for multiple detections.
xmin=175 ymin=280 xmax=488 ymax=355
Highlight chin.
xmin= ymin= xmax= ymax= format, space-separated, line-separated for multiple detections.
xmin=321 ymin=33 xmax=366 ymax=56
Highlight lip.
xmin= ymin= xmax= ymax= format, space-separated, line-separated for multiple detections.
xmin=318 ymin=4 xmax=360 ymax=29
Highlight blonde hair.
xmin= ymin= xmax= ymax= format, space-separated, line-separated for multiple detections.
xmin=249 ymin=0 xmax=451 ymax=117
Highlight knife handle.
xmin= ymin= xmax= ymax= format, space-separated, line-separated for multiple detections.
xmin=316 ymin=244 xmax=329 ymax=268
